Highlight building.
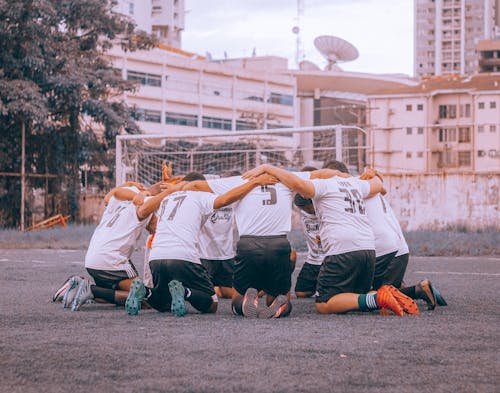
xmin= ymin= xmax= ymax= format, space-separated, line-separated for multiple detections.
xmin=367 ymin=73 xmax=500 ymax=173
xmin=113 ymin=0 xmax=184 ymax=48
xmin=477 ymin=39 xmax=500 ymax=72
xmin=414 ymin=0 xmax=500 ymax=77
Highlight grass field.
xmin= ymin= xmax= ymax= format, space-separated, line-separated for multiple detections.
xmin=1 ymin=224 xmax=498 ymax=256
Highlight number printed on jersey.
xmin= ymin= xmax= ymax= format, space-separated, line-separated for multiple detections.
xmin=158 ymin=194 xmax=187 ymax=222
xmin=106 ymin=205 xmax=128 ymax=227
xmin=260 ymin=185 xmax=277 ymax=206
xmin=338 ymin=181 xmax=366 ymax=215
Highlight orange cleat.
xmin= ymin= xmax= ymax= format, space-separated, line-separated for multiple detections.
xmin=386 ymin=285 xmax=419 ymax=315
xmin=376 ymin=285 xmax=404 ymax=316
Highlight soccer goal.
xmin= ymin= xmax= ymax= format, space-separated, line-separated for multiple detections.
xmin=115 ymin=125 xmax=368 ymax=186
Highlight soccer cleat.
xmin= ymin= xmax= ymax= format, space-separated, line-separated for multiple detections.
xmin=62 ymin=276 xmax=83 ymax=308
xmin=71 ymin=279 xmax=94 ymax=311
xmin=416 ymin=279 xmax=447 ymax=310
xmin=168 ymin=280 xmax=187 ymax=317
xmin=386 ymin=285 xmax=419 ymax=315
xmin=52 ymin=275 xmax=82 ymax=302
xmin=258 ymin=295 xmax=292 ymax=319
xmin=376 ymin=285 xmax=404 ymax=317
xmin=126 ymin=278 xmax=147 ymax=316
xmin=242 ymin=288 xmax=259 ymax=318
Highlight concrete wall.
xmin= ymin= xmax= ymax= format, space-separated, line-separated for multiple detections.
xmin=384 ymin=173 xmax=499 ymax=230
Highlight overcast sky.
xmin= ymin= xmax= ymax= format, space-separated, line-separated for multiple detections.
xmin=182 ymin=0 xmax=414 ymax=76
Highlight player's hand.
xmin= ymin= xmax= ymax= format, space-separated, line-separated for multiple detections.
xmin=123 ymin=181 xmax=146 ymax=191
xmin=166 ymin=175 xmax=184 ymax=185
xmin=252 ymin=173 xmax=278 ymax=186
xmin=360 ymin=167 xmax=382 ymax=181
xmin=162 ymin=160 xmax=172 ymax=181
xmin=132 ymin=192 xmax=147 ymax=206
xmin=242 ymin=164 xmax=269 ymax=180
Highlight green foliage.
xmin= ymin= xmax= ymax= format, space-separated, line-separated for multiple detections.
xmin=0 ymin=0 xmax=157 ymax=228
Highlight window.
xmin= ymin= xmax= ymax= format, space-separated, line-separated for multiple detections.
xmin=478 ymin=102 xmax=485 ymax=109
xmin=458 ymin=127 xmax=470 ymax=143
xmin=130 ymin=108 xmax=161 ymax=123
xmin=129 ymin=2 xmax=134 ymax=14
xmin=490 ymin=101 xmax=496 ymax=109
xmin=478 ymin=125 xmax=484 ymax=133
xmin=267 ymin=93 xmax=293 ymax=106
xmin=236 ymin=120 xmax=256 ymax=131
xmin=417 ymin=104 xmax=424 ymax=111
xmin=460 ymin=104 xmax=471 ymax=118
xmin=406 ymin=152 xmax=412 ymax=159
xmin=439 ymin=128 xmax=457 ymax=142
xmin=417 ymin=152 xmax=424 ymax=158
xmin=165 ymin=112 xmax=198 ymax=127
xmin=458 ymin=151 xmax=471 ymax=166
xmin=127 ymin=70 xmax=162 ymax=87
xmin=202 ymin=116 xmax=232 ymax=130
xmin=406 ymin=127 xmax=413 ymax=135
xmin=439 ymin=105 xmax=447 ymax=119
xmin=417 ymin=127 xmax=424 ymax=134
xmin=406 ymin=104 xmax=412 ymax=111
xmin=438 ymin=104 xmax=456 ymax=119
xmin=490 ymin=125 xmax=496 ymax=133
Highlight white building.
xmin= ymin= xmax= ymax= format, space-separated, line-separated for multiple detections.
xmin=414 ymin=0 xmax=500 ymax=77
xmin=367 ymin=73 xmax=500 ymax=173
xmin=113 ymin=0 xmax=184 ymax=48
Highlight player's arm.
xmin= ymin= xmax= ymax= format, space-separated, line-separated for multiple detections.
xmin=309 ymin=168 xmax=350 ymax=179
xmin=365 ymin=176 xmax=385 ymax=198
xmin=243 ymin=164 xmax=315 ymax=198
xmin=136 ymin=182 xmax=186 ymax=221
xmin=213 ymin=173 xmax=278 ymax=209
xmin=104 ymin=186 xmax=140 ymax=205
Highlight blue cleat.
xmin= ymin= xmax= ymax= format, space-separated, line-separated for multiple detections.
xmin=168 ymin=280 xmax=187 ymax=317
xmin=126 ymin=278 xmax=147 ymax=316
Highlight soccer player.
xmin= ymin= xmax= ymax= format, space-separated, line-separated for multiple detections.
xmin=57 ymin=183 xmax=166 ymax=311
xmin=242 ymin=163 xmax=419 ymax=317
xmin=125 ymin=172 xmax=279 ymax=317
xmin=293 ymin=193 xmax=325 ymax=298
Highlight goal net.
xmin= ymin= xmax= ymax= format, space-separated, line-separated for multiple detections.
xmin=116 ymin=125 xmax=368 ymax=186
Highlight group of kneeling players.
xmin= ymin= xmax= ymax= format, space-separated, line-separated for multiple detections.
xmin=52 ymin=160 xmax=446 ymax=318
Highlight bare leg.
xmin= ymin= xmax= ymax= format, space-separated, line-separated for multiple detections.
xmin=315 ymin=293 xmax=361 ymax=314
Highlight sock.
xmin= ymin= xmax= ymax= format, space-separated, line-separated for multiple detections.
xmin=358 ymin=293 xmax=378 ymax=311
xmin=185 ymin=288 xmax=213 ymax=313
xmin=91 ymin=285 xmax=115 ymax=304
xmin=400 ymin=286 xmax=416 ymax=299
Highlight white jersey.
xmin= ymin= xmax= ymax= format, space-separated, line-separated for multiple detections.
xmin=149 ymin=190 xmax=217 ymax=264
xmin=298 ymin=209 xmax=325 ymax=266
xmin=311 ymin=177 xmax=375 ymax=255
xmin=85 ymin=197 xmax=149 ymax=275
xmin=199 ymin=206 xmax=236 ymax=260
xmin=383 ymin=198 xmax=410 ymax=256
xmin=207 ymin=173 xmax=310 ymax=236
xmin=364 ymin=194 xmax=400 ymax=257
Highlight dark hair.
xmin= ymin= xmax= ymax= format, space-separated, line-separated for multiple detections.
xmin=322 ymin=160 xmax=349 ymax=174
xmin=294 ymin=193 xmax=312 ymax=207
xmin=183 ymin=172 xmax=206 ymax=182
xmin=221 ymin=170 xmax=242 ymax=178
xmin=301 ymin=166 xmax=318 ymax=172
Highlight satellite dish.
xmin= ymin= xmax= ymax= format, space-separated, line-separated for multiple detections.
xmin=313 ymin=35 xmax=358 ymax=71
xmin=299 ymin=60 xmax=321 ymax=71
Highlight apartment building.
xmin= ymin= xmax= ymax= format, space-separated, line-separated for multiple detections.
xmin=367 ymin=73 xmax=500 ymax=173
xmin=414 ymin=0 xmax=500 ymax=77
xmin=107 ymin=45 xmax=297 ymax=142
xmin=113 ymin=0 xmax=184 ymax=47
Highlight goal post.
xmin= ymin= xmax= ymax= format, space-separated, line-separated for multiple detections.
xmin=116 ymin=125 xmax=368 ymax=186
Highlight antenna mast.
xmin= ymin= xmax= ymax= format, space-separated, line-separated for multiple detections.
xmin=292 ymin=0 xmax=305 ymax=69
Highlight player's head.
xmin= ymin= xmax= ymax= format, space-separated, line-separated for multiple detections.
xmin=323 ymin=160 xmax=349 ymax=174
xmin=221 ymin=170 xmax=242 ymax=178
xmin=294 ymin=193 xmax=315 ymax=214
xmin=301 ymin=165 xmax=317 ymax=172
xmin=183 ymin=172 xmax=206 ymax=182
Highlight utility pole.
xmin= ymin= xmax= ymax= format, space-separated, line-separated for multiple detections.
xmin=20 ymin=120 xmax=25 ymax=231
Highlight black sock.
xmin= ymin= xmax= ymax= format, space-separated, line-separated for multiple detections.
xmin=91 ymin=285 xmax=115 ymax=304
xmin=399 ymin=286 xmax=416 ymax=299
xmin=185 ymin=288 xmax=213 ymax=313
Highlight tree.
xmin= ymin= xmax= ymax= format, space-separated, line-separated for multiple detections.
xmin=0 ymin=0 xmax=156 ymax=228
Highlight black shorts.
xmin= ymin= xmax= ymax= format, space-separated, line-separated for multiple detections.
xmin=147 ymin=259 xmax=215 ymax=312
xmin=294 ymin=262 xmax=321 ymax=293
xmin=234 ymin=235 xmax=292 ymax=297
xmin=87 ymin=262 xmax=138 ymax=290
xmin=200 ymin=258 xmax=234 ymax=288
xmin=316 ymin=250 xmax=375 ymax=303
xmin=373 ymin=253 xmax=408 ymax=289
xmin=372 ymin=251 xmax=398 ymax=290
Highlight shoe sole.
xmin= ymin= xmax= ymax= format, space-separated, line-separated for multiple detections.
xmin=62 ymin=278 xmax=81 ymax=308
xmin=387 ymin=285 xmax=419 ymax=315
xmin=258 ymin=295 xmax=289 ymax=319
xmin=418 ymin=281 xmax=437 ymax=310
xmin=169 ymin=280 xmax=187 ymax=317
xmin=377 ymin=286 xmax=404 ymax=317
xmin=430 ymin=283 xmax=447 ymax=306
xmin=72 ymin=280 xmax=94 ymax=311
xmin=53 ymin=276 xmax=74 ymax=302
xmin=126 ymin=279 xmax=146 ymax=316
xmin=242 ymin=288 xmax=259 ymax=318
